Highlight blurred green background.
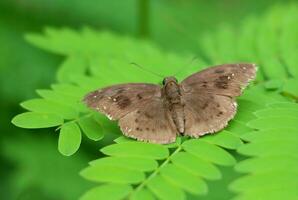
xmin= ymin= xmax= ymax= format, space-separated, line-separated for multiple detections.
xmin=0 ymin=0 xmax=294 ymax=199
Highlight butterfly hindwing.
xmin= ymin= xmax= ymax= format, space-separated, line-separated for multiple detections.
xmin=84 ymin=83 xmax=161 ymax=120
xmin=119 ymin=98 xmax=178 ymax=144
xmin=182 ymin=92 xmax=237 ymax=137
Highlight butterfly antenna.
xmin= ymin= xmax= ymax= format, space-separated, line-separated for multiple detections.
xmin=173 ymin=56 xmax=199 ymax=77
xmin=130 ymin=62 xmax=164 ymax=78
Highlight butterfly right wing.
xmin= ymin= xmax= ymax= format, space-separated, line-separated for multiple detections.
xmin=182 ymin=91 xmax=237 ymax=137
xmin=180 ymin=63 xmax=256 ymax=137
xmin=181 ymin=63 xmax=256 ymax=97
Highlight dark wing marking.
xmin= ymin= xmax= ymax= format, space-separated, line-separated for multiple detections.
xmin=181 ymin=63 xmax=257 ymax=97
xmin=119 ymin=98 xmax=178 ymax=144
xmin=84 ymin=83 xmax=161 ymax=120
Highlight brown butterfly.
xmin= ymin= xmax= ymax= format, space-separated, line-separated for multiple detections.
xmin=84 ymin=63 xmax=256 ymax=144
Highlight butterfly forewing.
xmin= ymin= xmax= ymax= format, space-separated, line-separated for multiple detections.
xmin=181 ymin=63 xmax=257 ymax=97
xmin=84 ymin=83 xmax=161 ymax=120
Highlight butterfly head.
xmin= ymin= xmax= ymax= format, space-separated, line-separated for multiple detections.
xmin=162 ymin=76 xmax=178 ymax=86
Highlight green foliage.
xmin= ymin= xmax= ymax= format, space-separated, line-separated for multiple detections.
xmin=230 ymin=102 xmax=298 ymax=200
xmin=12 ymin=27 xmax=204 ymax=156
xmin=11 ymin=3 xmax=298 ymax=200
xmin=80 ymin=134 xmax=243 ymax=200
xmin=200 ymin=4 xmax=298 ymax=81
xmin=1 ymin=133 xmax=92 ymax=200
xmin=197 ymin=3 xmax=298 ymax=200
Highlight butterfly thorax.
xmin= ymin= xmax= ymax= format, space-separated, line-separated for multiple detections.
xmin=162 ymin=76 xmax=185 ymax=133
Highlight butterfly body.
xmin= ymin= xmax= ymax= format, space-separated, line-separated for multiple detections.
xmin=84 ymin=63 xmax=256 ymax=144
xmin=162 ymin=76 xmax=185 ymax=133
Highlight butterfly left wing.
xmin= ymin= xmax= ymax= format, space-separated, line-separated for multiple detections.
xmin=83 ymin=83 xmax=161 ymax=120
xmin=180 ymin=63 xmax=256 ymax=137
xmin=84 ymin=83 xmax=177 ymax=144
xmin=119 ymin=98 xmax=178 ymax=144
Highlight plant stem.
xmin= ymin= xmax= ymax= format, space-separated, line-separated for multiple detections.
xmin=137 ymin=0 xmax=150 ymax=38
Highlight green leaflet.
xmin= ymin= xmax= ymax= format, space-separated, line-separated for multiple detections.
xmin=57 ymin=56 xmax=88 ymax=83
xmin=21 ymin=98 xmax=78 ymax=120
xmin=51 ymin=83 xmax=89 ymax=98
xmin=230 ymin=172 xmax=298 ymax=193
xmin=264 ymin=79 xmax=284 ymax=90
xmin=12 ymin=112 xmax=63 ymax=128
xmin=199 ymin=130 xmax=243 ymax=149
xmin=233 ymin=190 xmax=298 ymax=200
xmin=171 ymin=151 xmax=221 ymax=180
xmin=80 ymin=165 xmax=145 ymax=184
xmin=254 ymin=108 xmax=298 ymax=118
xmin=130 ymin=188 xmax=155 ymax=200
xmin=25 ymin=27 xmax=84 ymax=55
xmin=160 ymin=164 xmax=208 ymax=195
xmin=182 ymin=140 xmax=236 ymax=166
xmin=237 ymin=140 xmax=298 ymax=157
xmin=78 ymin=116 xmax=104 ymax=141
xmin=241 ymin=128 xmax=298 ymax=142
xmin=100 ymin=142 xmax=169 ymax=160
xmin=89 ymin=157 xmax=158 ymax=172
xmin=235 ymin=156 xmax=298 ymax=174
xmin=36 ymin=89 xmax=79 ymax=107
xmin=58 ymin=122 xmax=82 ymax=156
xmin=283 ymin=78 xmax=298 ymax=97
xmin=80 ymin=184 xmax=132 ymax=200
xmin=147 ymin=175 xmax=185 ymax=200
xmin=247 ymin=116 xmax=298 ymax=129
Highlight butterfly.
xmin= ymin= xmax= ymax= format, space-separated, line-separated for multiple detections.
xmin=84 ymin=63 xmax=256 ymax=144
